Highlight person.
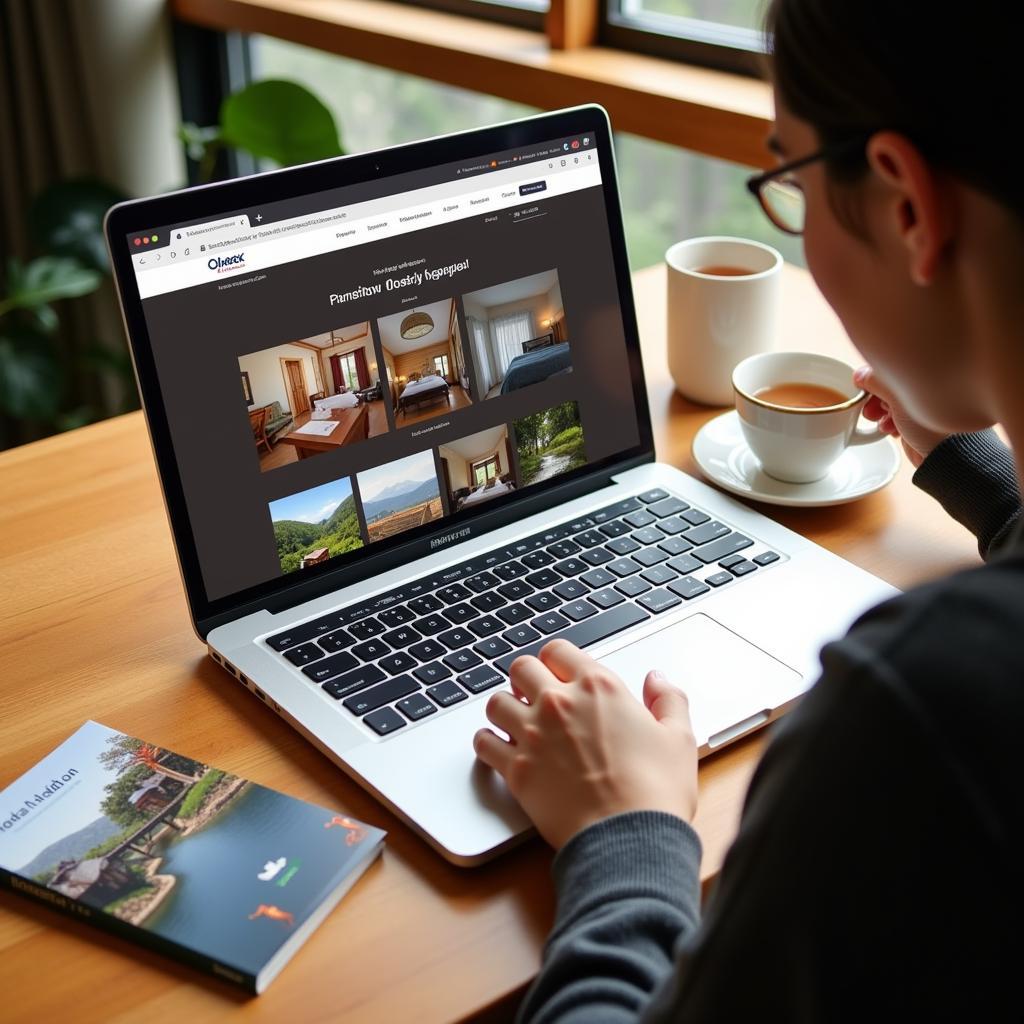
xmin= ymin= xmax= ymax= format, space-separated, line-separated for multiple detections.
xmin=472 ymin=1 xmax=1023 ymax=1019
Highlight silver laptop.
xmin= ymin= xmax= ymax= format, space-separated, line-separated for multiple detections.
xmin=107 ymin=105 xmax=895 ymax=865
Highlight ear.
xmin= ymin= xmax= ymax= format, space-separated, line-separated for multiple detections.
xmin=865 ymin=131 xmax=954 ymax=286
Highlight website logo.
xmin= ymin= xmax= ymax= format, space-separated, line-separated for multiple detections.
xmin=257 ymin=857 xmax=287 ymax=881
xmin=430 ymin=526 xmax=472 ymax=550
xmin=208 ymin=252 xmax=246 ymax=273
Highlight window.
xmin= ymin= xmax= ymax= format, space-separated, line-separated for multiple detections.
xmin=392 ymin=0 xmax=547 ymax=31
xmin=602 ymin=0 xmax=767 ymax=76
xmin=339 ymin=352 xmax=360 ymax=391
xmin=473 ymin=457 xmax=499 ymax=484
xmin=433 ymin=354 xmax=451 ymax=378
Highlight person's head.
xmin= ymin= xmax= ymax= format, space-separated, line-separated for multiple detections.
xmin=763 ymin=0 xmax=1023 ymax=435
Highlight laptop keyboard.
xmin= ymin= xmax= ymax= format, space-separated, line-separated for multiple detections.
xmin=262 ymin=489 xmax=783 ymax=738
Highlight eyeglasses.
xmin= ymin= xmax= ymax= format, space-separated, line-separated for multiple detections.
xmin=746 ymin=136 xmax=868 ymax=235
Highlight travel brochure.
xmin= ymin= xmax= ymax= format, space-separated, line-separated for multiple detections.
xmin=0 ymin=722 xmax=384 ymax=994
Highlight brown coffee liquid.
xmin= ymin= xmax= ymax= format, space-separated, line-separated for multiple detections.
xmin=693 ymin=264 xmax=757 ymax=276
xmin=755 ymin=381 xmax=849 ymax=409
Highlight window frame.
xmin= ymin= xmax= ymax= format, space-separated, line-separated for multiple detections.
xmin=473 ymin=456 xmax=499 ymax=484
xmin=390 ymin=0 xmax=545 ymax=31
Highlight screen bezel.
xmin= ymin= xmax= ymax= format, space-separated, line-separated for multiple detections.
xmin=105 ymin=104 xmax=655 ymax=640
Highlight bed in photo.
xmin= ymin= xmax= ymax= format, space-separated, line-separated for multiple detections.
xmin=437 ymin=424 xmax=521 ymax=513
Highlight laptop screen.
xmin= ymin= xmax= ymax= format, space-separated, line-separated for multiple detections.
xmin=111 ymin=109 xmax=650 ymax=625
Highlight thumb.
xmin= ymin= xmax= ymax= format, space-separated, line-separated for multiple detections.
xmin=643 ymin=669 xmax=691 ymax=725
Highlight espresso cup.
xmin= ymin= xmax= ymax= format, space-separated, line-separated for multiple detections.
xmin=732 ymin=352 xmax=885 ymax=483
xmin=666 ymin=236 xmax=782 ymax=406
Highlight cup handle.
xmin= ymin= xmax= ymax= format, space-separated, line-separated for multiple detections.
xmin=847 ymin=419 xmax=886 ymax=446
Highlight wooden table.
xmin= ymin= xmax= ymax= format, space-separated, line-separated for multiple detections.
xmin=0 ymin=264 xmax=980 ymax=1023
xmin=278 ymin=403 xmax=369 ymax=458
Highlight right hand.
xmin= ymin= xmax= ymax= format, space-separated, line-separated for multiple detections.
xmin=853 ymin=365 xmax=949 ymax=468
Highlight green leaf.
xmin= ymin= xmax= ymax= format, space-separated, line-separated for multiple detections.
xmin=30 ymin=179 xmax=127 ymax=273
xmin=220 ymin=80 xmax=343 ymax=166
xmin=178 ymin=122 xmax=222 ymax=163
xmin=2 ymin=257 xmax=101 ymax=315
xmin=0 ymin=323 xmax=62 ymax=419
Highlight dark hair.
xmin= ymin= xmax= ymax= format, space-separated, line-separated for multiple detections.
xmin=766 ymin=0 xmax=1021 ymax=220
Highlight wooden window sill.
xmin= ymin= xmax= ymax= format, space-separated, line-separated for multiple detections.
xmin=171 ymin=0 xmax=774 ymax=168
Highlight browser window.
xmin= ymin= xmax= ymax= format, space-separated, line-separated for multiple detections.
xmin=130 ymin=135 xmax=640 ymax=601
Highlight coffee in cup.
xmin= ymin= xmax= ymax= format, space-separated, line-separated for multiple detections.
xmin=732 ymin=352 xmax=885 ymax=483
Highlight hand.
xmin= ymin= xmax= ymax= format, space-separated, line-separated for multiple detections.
xmin=854 ymin=365 xmax=949 ymax=468
xmin=473 ymin=639 xmax=699 ymax=851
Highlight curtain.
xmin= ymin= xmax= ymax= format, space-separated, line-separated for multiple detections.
xmin=354 ymin=347 xmax=369 ymax=389
xmin=490 ymin=310 xmax=536 ymax=378
xmin=467 ymin=315 xmax=495 ymax=395
xmin=330 ymin=354 xmax=344 ymax=393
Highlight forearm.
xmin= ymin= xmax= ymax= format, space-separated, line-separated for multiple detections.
xmin=912 ymin=429 xmax=1022 ymax=558
xmin=517 ymin=811 xmax=702 ymax=1024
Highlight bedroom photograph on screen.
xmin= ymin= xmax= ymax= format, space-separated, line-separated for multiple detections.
xmin=462 ymin=270 xmax=571 ymax=402
xmin=437 ymin=424 xmax=521 ymax=514
xmin=512 ymin=399 xmax=587 ymax=488
xmin=377 ymin=298 xmax=473 ymax=429
xmin=239 ymin=322 xmax=390 ymax=473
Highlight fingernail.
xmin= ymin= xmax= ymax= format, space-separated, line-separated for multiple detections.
xmin=853 ymin=366 xmax=868 ymax=383
xmin=650 ymin=669 xmax=667 ymax=683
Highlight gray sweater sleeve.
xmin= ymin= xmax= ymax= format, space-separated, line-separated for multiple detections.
xmin=515 ymin=811 xmax=702 ymax=1024
xmin=911 ymin=429 xmax=1022 ymax=558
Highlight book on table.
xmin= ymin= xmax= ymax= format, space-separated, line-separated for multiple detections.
xmin=0 ymin=721 xmax=385 ymax=994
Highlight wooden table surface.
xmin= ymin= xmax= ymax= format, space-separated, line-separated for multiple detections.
xmin=0 ymin=263 xmax=979 ymax=1023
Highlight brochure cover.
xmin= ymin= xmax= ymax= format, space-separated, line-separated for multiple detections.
xmin=0 ymin=721 xmax=384 ymax=993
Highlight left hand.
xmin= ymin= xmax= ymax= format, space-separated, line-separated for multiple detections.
xmin=473 ymin=639 xmax=699 ymax=851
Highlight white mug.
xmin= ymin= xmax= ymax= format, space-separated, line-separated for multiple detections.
xmin=732 ymin=351 xmax=885 ymax=483
xmin=666 ymin=236 xmax=782 ymax=406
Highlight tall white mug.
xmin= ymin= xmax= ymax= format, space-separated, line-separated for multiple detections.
xmin=666 ymin=236 xmax=782 ymax=406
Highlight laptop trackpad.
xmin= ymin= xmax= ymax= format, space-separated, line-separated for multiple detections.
xmin=598 ymin=613 xmax=804 ymax=752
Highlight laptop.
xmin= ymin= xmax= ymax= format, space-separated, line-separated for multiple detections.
xmin=106 ymin=105 xmax=896 ymax=865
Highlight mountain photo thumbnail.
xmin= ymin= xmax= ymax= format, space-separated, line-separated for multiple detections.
xmin=269 ymin=476 xmax=364 ymax=574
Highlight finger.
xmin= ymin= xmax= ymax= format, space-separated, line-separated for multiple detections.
xmin=642 ymin=670 xmax=692 ymax=725
xmin=862 ymin=394 xmax=887 ymax=421
xmin=538 ymin=638 xmax=598 ymax=682
xmin=508 ymin=653 xmax=558 ymax=703
xmin=853 ymin=365 xmax=897 ymax=406
xmin=473 ymin=727 xmax=514 ymax=776
xmin=486 ymin=690 xmax=529 ymax=741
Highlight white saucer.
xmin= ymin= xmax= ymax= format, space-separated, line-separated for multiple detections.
xmin=691 ymin=410 xmax=901 ymax=507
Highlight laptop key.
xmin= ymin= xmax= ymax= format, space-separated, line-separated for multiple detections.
xmin=680 ymin=508 xmax=711 ymax=526
xmin=633 ymin=547 xmax=668 ymax=567
xmin=526 ymin=568 xmax=561 ymax=589
xmin=442 ymin=602 xmax=477 ymax=625
xmin=266 ymin=612 xmax=345 ymax=651
xmin=408 ymin=594 xmax=443 ymax=615
xmin=589 ymin=587 xmax=625 ymax=609
xmin=352 ymin=638 xmax=391 ymax=661
xmin=284 ymin=642 xmax=324 ymax=666
xmin=464 ymin=572 xmax=499 ymax=594
xmin=498 ymin=579 xmax=534 ymax=601
xmin=729 ymin=560 xmax=758 ymax=576
xmin=656 ymin=516 xmax=689 ymax=536
xmin=648 ymin=496 xmax=689 ymax=518
xmin=532 ymin=611 xmax=570 ymax=635
xmin=493 ymin=560 xmax=528 ymax=580
xmin=414 ymin=613 xmax=449 ymax=635
xmin=349 ymin=617 xmax=385 ymax=641
xmin=521 ymin=549 xmax=555 ymax=569
xmin=343 ymin=674 xmax=419 ymax=716
xmin=554 ymin=579 xmax=588 ymax=601
xmin=458 ymin=666 xmax=506 ymax=695
xmin=638 ymin=488 xmax=669 ymax=503
xmin=322 ymin=663 xmax=387 ymax=700
xmin=547 ymin=539 xmax=581 ymax=559
xmin=474 ymin=636 xmax=513 ymax=659
xmin=684 ymin=521 xmax=731 ymax=546
xmin=302 ymin=650 xmax=358 ymax=682
xmin=378 ymin=605 xmax=415 ymax=627
xmin=496 ymin=602 xmax=533 ymax=625
xmin=502 ymin=624 xmax=541 ymax=647
xmin=409 ymin=638 xmax=445 ymax=662
xmin=607 ymin=536 xmax=640 ymax=555
xmin=413 ymin=661 xmax=451 ymax=685
xmin=615 ymin=576 xmax=651 ymax=597
xmin=706 ymin=571 xmax=733 ymax=587
xmin=426 ymin=679 xmax=468 ymax=708
xmin=438 ymin=627 xmax=474 ymax=649
xmin=667 ymin=553 xmax=703 ymax=575
xmin=526 ymin=591 xmax=561 ymax=613
xmin=470 ymin=591 xmax=506 ymax=613
xmin=581 ymin=546 xmax=615 ymax=566
xmin=623 ymin=509 xmax=656 ymax=528
xmin=363 ymin=707 xmax=407 ymax=736
xmin=598 ymin=519 xmax=630 ymax=538
xmin=437 ymin=584 xmax=472 ymax=605
xmin=554 ymin=558 xmax=587 ymax=577
xmin=378 ymin=651 xmax=418 ymax=676
xmin=581 ymin=567 xmax=616 ymax=588
xmin=574 ymin=529 xmax=606 ymax=549
xmin=319 ymin=628 xmax=356 ymax=653
xmin=608 ymin=557 xmax=642 ymax=578
xmin=753 ymin=550 xmax=781 ymax=566
xmin=632 ymin=526 xmax=666 ymax=546
xmin=381 ymin=625 xmax=421 ymax=648
xmin=718 ymin=553 xmax=747 ymax=568
xmin=443 ymin=649 xmax=483 ymax=672
xmin=668 ymin=576 xmax=711 ymax=600
xmin=641 ymin=564 xmax=678 ymax=586
xmin=397 ymin=692 xmax=437 ymax=721
xmin=495 ymin=603 xmax=650 ymax=675
xmin=638 ymin=588 xmax=683 ymax=614
xmin=561 ymin=599 xmax=598 ymax=622
xmin=659 ymin=536 xmax=694 ymax=555
xmin=692 ymin=533 xmax=754 ymax=564
xmin=468 ymin=615 xmax=505 ymax=637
